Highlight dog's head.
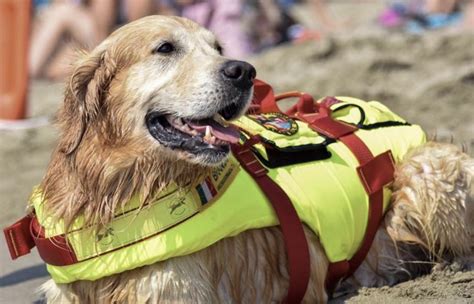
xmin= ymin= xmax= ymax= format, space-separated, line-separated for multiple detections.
xmin=61 ymin=16 xmax=255 ymax=166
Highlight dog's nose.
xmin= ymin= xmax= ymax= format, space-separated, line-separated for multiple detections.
xmin=220 ymin=60 xmax=256 ymax=89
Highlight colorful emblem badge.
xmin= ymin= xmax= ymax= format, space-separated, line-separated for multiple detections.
xmin=248 ymin=112 xmax=298 ymax=136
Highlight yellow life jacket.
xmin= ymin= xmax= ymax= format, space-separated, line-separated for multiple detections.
xmin=6 ymin=96 xmax=426 ymax=285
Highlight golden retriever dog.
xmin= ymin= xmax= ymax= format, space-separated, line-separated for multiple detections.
xmin=37 ymin=16 xmax=473 ymax=303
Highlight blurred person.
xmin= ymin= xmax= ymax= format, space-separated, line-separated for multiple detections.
xmin=266 ymin=0 xmax=349 ymax=45
xmin=284 ymin=0 xmax=345 ymax=43
xmin=379 ymin=1 xmax=419 ymax=29
xmin=126 ymin=0 xmax=156 ymax=21
xmin=29 ymin=0 xmax=114 ymax=80
xmin=465 ymin=0 xmax=474 ymax=29
xmin=379 ymin=0 xmax=470 ymax=32
xmin=29 ymin=0 xmax=155 ymax=80
xmin=271 ymin=0 xmax=346 ymax=45
xmin=425 ymin=0 xmax=460 ymax=14
xmin=159 ymin=0 xmax=252 ymax=58
xmin=242 ymin=0 xmax=300 ymax=52
xmin=307 ymin=0 xmax=345 ymax=33
xmin=407 ymin=0 xmax=464 ymax=32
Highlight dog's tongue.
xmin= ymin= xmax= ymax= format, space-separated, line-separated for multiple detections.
xmin=187 ymin=119 xmax=240 ymax=144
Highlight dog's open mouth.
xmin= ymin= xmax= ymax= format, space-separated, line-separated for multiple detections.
xmin=146 ymin=111 xmax=241 ymax=161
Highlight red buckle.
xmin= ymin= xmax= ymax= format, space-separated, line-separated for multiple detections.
xmin=3 ymin=214 xmax=35 ymax=260
xmin=232 ymin=138 xmax=268 ymax=178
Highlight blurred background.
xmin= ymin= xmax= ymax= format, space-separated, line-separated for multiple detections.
xmin=0 ymin=0 xmax=473 ymax=303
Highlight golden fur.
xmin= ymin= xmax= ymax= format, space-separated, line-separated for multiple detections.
xmin=39 ymin=16 xmax=474 ymax=303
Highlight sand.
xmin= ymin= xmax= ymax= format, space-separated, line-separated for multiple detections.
xmin=1 ymin=2 xmax=473 ymax=303
xmin=0 ymin=81 xmax=63 ymax=303
xmin=250 ymin=30 xmax=474 ymax=153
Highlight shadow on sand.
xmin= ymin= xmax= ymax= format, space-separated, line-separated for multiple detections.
xmin=0 ymin=264 xmax=48 ymax=287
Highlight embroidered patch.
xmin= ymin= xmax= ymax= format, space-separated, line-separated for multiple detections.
xmin=248 ymin=112 xmax=298 ymax=136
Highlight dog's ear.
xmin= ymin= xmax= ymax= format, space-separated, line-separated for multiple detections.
xmin=59 ymin=46 xmax=117 ymax=155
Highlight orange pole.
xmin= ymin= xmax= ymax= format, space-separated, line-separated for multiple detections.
xmin=0 ymin=0 xmax=31 ymax=120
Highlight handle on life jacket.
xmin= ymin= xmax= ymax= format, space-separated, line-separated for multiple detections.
xmin=252 ymin=79 xmax=316 ymax=116
xmin=252 ymin=79 xmax=362 ymax=139
xmin=253 ymin=79 xmax=342 ymax=119
xmin=4 ymin=213 xmax=79 ymax=266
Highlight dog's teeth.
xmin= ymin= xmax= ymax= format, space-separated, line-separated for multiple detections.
xmin=169 ymin=117 xmax=183 ymax=126
xmin=205 ymin=126 xmax=212 ymax=139
xmin=213 ymin=114 xmax=228 ymax=126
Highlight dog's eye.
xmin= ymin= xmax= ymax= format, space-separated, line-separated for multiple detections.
xmin=215 ymin=43 xmax=223 ymax=55
xmin=154 ymin=42 xmax=175 ymax=54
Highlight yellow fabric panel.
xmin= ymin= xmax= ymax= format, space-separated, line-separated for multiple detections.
xmin=44 ymin=164 xmax=278 ymax=283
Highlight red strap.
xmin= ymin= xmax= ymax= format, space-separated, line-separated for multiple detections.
xmin=305 ymin=116 xmax=358 ymax=139
xmin=30 ymin=217 xmax=78 ymax=266
xmin=274 ymin=92 xmax=315 ymax=117
xmin=253 ymin=79 xmax=279 ymax=113
xmin=298 ymin=101 xmax=395 ymax=294
xmin=3 ymin=214 xmax=78 ymax=266
xmin=339 ymin=134 xmax=373 ymax=165
xmin=295 ymin=97 xmax=358 ymax=140
xmin=4 ymin=215 xmax=35 ymax=259
xmin=245 ymin=89 xmax=395 ymax=295
xmin=252 ymin=79 xmax=317 ymax=117
xmin=348 ymin=151 xmax=395 ymax=273
xmin=232 ymin=140 xmax=311 ymax=304
xmin=325 ymin=261 xmax=350 ymax=291
xmin=347 ymin=190 xmax=384 ymax=274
